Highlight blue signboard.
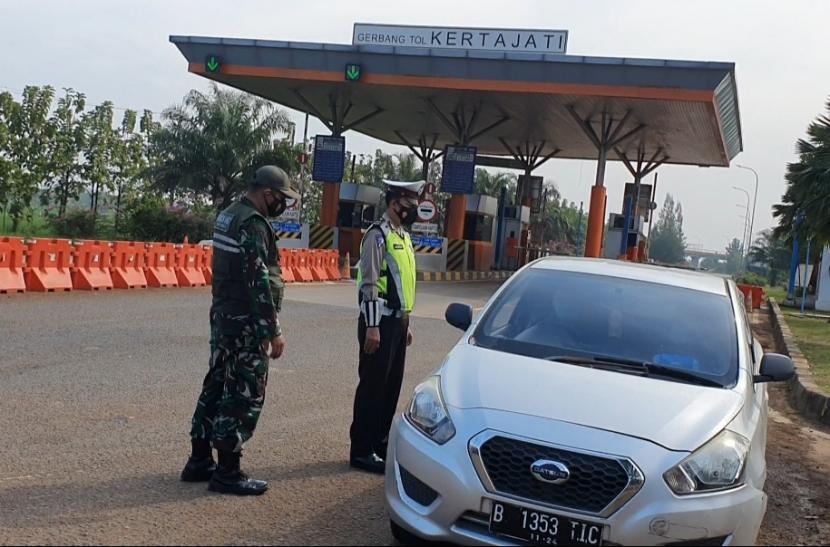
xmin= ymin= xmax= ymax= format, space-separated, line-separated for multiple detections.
xmin=312 ymin=135 xmax=346 ymax=183
xmin=412 ymin=235 xmax=443 ymax=248
xmin=270 ymin=221 xmax=302 ymax=234
xmin=441 ymin=145 xmax=477 ymax=194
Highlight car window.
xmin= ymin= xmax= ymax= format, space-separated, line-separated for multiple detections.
xmin=472 ymin=268 xmax=740 ymax=387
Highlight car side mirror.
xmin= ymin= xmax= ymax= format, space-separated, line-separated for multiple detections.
xmin=754 ymin=353 xmax=795 ymax=384
xmin=445 ymin=303 xmax=473 ymax=332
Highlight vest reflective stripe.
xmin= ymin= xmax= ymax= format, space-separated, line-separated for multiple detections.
xmin=358 ymin=223 xmax=417 ymax=313
xmin=213 ymin=233 xmax=241 ymax=247
xmin=213 ymin=241 xmax=241 ymax=254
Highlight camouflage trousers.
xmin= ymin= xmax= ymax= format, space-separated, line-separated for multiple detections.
xmin=190 ymin=322 xmax=269 ymax=453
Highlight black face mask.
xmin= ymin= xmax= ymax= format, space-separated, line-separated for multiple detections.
xmin=396 ymin=201 xmax=419 ymax=227
xmin=266 ymin=194 xmax=287 ymax=218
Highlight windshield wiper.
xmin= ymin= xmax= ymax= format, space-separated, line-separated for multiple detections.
xmin=545 ymin=355 xmax=724 ymax=388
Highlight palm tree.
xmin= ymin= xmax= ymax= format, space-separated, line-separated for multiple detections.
xmin=474 ymin=169 xmax=516 ymax=200
xmin=749 ymin=229 xmax=791 ymax=285
xmin=150 ymin=83 xmax=293 ymax=210
xmin=774 ymin=97 xmax=830 ymax=245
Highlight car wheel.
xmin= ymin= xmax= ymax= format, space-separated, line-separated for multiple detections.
xmin=390 ymin=520 xmax=422 ymax=545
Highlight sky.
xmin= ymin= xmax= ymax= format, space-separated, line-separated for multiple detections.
xmin=2 ymin=0 xmax=829 ymax=250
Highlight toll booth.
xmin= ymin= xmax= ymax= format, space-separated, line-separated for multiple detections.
xmin=337 ymin=183 xmax=383 ymax=262
xmin=464 ymin=194 xmax=499 ymax=271
xmin=604 ymin=213 xmax=646 ymax=260
xmin=498 ymin=205 xmax=530 ymax=270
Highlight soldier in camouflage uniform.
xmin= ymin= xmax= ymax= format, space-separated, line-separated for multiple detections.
xmin=181 ymin=165 xmax=299 ymax=496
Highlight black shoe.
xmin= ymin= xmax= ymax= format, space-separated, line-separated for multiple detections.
xmin=181 ymin=439 xmax=216 ymax=482
xmin=208 ymin=451 xmax=268 ymax=496
xmin=181 ymin=456 xmax=217 ymax=482
xmin=350 ymin=453 xmax=386 ymax=475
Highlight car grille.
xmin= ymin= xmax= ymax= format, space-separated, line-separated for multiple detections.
xmin=477 ymin=435 xmax=633 ymax=514
xmin=399 ymin=466 xmax=439 ymax=507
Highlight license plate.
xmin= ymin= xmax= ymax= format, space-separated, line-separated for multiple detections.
xmin=490 ymin=501 xmax=604 ymax=546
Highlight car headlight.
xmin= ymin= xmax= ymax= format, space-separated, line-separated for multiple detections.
xmin=664 ymin=430 xmax=750 ymax=495
xmin=406 ymin=376 xmax=456 ymax=445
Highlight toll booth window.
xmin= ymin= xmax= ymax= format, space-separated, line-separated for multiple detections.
xmin=338 ymin=203 xmax=359 ymax=228
xmin=464 ymin=214 xmax=494 ymax=242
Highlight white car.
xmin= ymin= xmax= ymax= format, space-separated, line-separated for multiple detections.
xmin=386 ymin=258 xmax=794 ymax=546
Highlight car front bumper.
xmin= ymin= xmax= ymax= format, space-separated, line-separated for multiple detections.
xmin=385 ymin=410 xmax=767 ymax=546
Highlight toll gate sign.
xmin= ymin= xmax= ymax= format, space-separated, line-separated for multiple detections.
xmin=441 ymin=145 xmax=477 ymax=194
xmin=312 ymin=135 xmax=346 ymax=183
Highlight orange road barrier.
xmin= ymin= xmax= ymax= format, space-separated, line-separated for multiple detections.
xmin=71 ymin=240 xmax=114 ymax=290
xmin=25 ymin=239 xmax=73 ymax=292
xmin=144 ymin=243 xmax=178 ymax=288
xmin=738 ymin=284 xmax=764 ymax=311
xmin=325 ymin=250 xmax=341 ymax=281
xmin=175 ymin=244 xmax=207 ymax=287
xmin=292 ymin=249 xmax=314 ymax=282
xmin=202 ymin=245 xmax=214 ymax=285
xmin=310 ymin=250 xmax=329 ymax=282
xmin=0 ymin=237 xmax=27 ymax=293
xmin=279 ymin=248 xmax=295 ymax=283
xmin=111 ymin=242 xmax=148 ymax=289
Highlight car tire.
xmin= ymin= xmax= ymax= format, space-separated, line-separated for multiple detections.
xmin=390 ymin=520 xmax=421 ymax=545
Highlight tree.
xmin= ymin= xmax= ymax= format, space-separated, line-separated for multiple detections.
xmin=774 ymin=97 xmax=830 ymax=246
xmin=0 ymin=91 xmax=16 ymax=228
xmin=723 ymin=238 xmax=744 ymax=275
xmin=111 ymin=110 xmax=147 ymax=232
xmin=5 ymin=86 xmax=55 ymax=230
xmin=749 ymin=229 xmax=791 ymax=285
xmin=151 ymin=84 xmax=293 ymax=210
xmin=81 ymin=101 xmax=115 ymax=217
xmin=649 ymin=194 xmax=687 ymax=264
xmin=46 ymin=88 xmax=86 ymax=217
xmin=475 ymin=168 xmax=516 ymax=200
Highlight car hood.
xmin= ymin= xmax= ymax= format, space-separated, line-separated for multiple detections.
xmin=440 ymin=344 xmax=744 ymax=452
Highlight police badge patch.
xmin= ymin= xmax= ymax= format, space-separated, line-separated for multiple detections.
xmin=215 ymin=212 xmax=234 ymax=232
xmin=375 ymin=234 xmax=385 ymax=248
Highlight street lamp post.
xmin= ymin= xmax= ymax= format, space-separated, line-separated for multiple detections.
xmin=735 ymin=164 xmax=760 ymax=260
xmin=732 ymin=186 xmax=751 ymax=271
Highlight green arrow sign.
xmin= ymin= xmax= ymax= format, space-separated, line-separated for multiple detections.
xmin=206 ymin=55 xmax=221 ymax=73
xmin=345 ymin=64 xmax=361 ymax=82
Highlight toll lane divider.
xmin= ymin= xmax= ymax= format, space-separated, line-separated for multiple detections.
xmin=0 ymin=237 xmax=354 ymax=294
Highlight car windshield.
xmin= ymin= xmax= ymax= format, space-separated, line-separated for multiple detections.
xmin=472 ymin=268 xmax=739 ymax=387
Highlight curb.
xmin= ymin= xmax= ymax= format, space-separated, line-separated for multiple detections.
xmin=768 ymin=298 xmax=830 ymax=427
xmin=417 ymin=271 xmax=513 ymax=282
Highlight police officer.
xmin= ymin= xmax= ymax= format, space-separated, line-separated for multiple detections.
xmin=350 ymin=179 xmax=424 ymax=474
xmin=181 ymin=165 xmax=300 ymax=496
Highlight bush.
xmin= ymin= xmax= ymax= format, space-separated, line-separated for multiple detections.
xmin=124 ymin=195 xmax=214 ymax=243
xmin=734 ymin=272 xmax=767 ymax=287
xmin=48 ymin=210 xmax=99 ymax=239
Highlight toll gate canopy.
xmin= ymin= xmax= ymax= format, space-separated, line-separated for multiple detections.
xmin=170 ymin=35 xmax=742 ymax=168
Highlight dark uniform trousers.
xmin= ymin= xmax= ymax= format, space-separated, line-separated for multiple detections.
xmin=350 ymin=313 xmax=409 ymax=459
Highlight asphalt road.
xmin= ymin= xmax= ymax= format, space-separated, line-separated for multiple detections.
xmin=1 ymin=283 xmax=829 ymax=546
xmin=0 ymin=282 xmax=497 ymax=546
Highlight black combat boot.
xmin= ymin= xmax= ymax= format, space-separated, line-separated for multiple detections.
xmin=350 ymin=453 xmax=386 ymax=475
xmin=208 ymin=451 xmax=268 ymax=496
xmin=180 ymin=438 xmax=216 ymax=483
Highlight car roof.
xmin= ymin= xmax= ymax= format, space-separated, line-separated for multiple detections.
xmin=530 ymin=257 xmax=730 ymax=296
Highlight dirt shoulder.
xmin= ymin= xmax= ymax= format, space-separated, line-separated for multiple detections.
xmin=754 ymin=311 xmax=830 ymax=546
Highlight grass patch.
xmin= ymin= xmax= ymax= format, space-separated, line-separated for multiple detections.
xmin=766 ymin=285 xmax=789 ymax=304
xmin=785 ymin=314 xmax=830 ymax=392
